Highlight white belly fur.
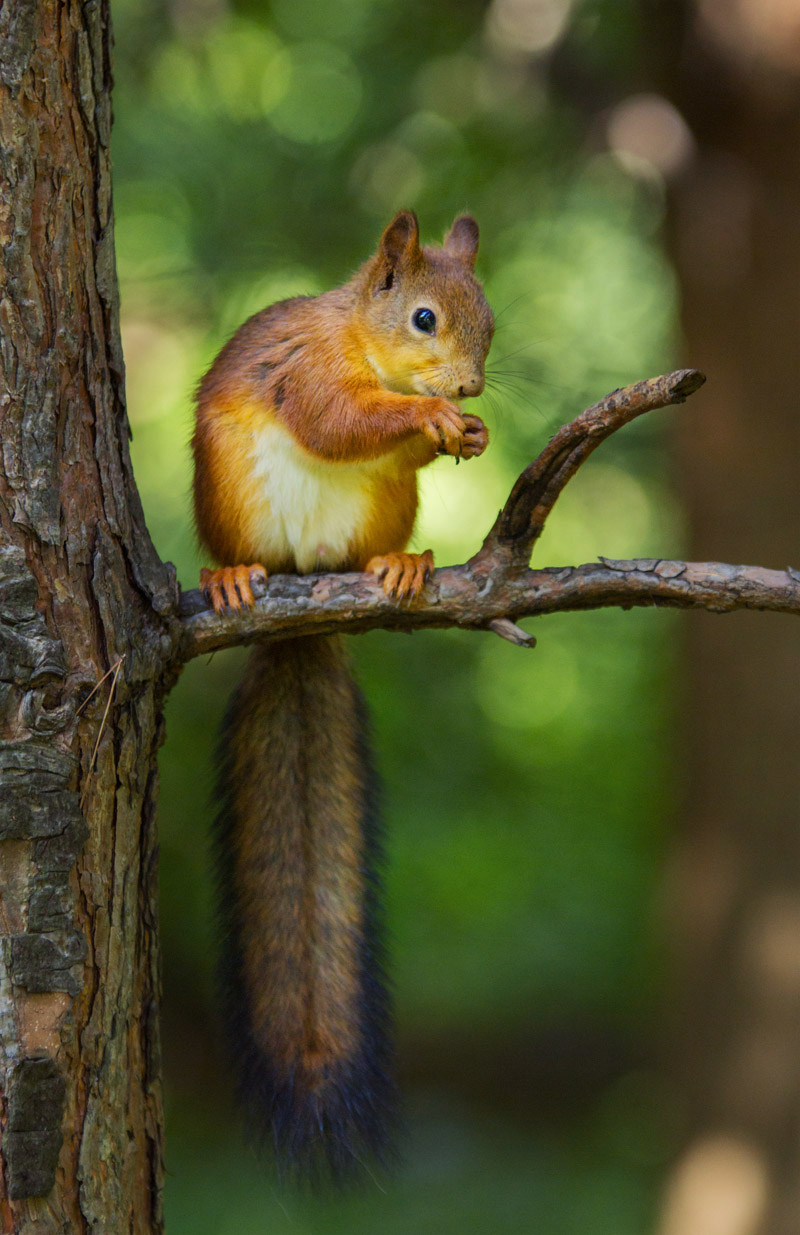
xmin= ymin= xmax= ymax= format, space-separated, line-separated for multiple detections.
xmin=247 ymin=419 xmax=390 ymax=573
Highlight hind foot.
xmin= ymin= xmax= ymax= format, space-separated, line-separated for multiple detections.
xmin=200 ymin=563 xmax=267 ymax=614
xmin=366 ymin=550 xmax=434 ymax=600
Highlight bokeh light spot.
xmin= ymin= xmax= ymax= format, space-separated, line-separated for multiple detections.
xmin=486 ymin=0 xmax=574 ymax=56
xmin=350 ymin=141 xmax=424 ymax=212
xmin=607 ymin=94 xmax=695 ymax=180
xmin=269 ymin=43 xmax=362 ymax=145
xmin=150 ymin=20 xmax=291 ymax=121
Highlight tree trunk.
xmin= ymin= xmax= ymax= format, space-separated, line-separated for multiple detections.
xmin=3 ymin=3 xmax=799 ymax=1231
xmin=0 ymin=2 xmax=175 ymax=1229
xmin=649 ymin=6 xmax=800 ymax=1233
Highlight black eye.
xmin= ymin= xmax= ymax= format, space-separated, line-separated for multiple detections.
xmin=412 ymin=307 xmax=436 ymax=335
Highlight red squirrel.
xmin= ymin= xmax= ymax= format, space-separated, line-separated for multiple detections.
xmin=192 ymin=210 xmax=494 ymax=1180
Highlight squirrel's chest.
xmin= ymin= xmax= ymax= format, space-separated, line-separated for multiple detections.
xmin=247 ymin=420 xmax=393 ymax=573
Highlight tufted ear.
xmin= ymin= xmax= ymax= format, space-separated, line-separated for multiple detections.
xmin=444 ymin=215 xmax=479 ymax=269
xmin=373 ymin=210 xmax=421 ymax=291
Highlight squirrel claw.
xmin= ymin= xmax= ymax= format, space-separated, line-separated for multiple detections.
xmin=200 ymin=564 xmax=267 ymax=614
xmin=459 ymin=413 xmax=489 ymax=459
xmin=366 ymin=550 xmax=434 ymax=601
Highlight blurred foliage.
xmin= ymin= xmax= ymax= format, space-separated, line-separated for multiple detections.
xmin=112 ymin=0 xmax=683 ymax=1229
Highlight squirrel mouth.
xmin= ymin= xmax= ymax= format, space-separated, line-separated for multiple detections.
xmin=414 ymin=377 xmax=461 ymax=402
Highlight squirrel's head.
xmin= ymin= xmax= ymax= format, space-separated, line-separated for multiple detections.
xmin=357 ymin=210 xmax=494 ymax=401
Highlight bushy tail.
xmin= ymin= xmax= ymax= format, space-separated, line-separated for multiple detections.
xmin=213 ymin=635 xmax=396 ymax=1182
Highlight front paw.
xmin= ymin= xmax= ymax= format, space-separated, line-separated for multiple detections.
xmin=459 ymin=413 xmax=489 ymax=458
xmin=416 ymin=399 xmax=466 ymax=457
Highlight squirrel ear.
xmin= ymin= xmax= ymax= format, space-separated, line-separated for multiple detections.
xmin=444 ymin=215 xmax=479 ymax=269
xmin=374 ymin=210 xmax=421 ymax=290
xmin=380 ymin=210 xmax=420 ymax=264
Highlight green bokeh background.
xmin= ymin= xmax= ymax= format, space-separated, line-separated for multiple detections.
xmin=113 ymin=1 xmax=685 ymax=1229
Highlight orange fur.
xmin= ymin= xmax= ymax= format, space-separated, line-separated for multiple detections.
xmin=197 ymin=212 xmax=495 ymax=1179
xmin=192 ymin=210 xmax=494 ymax=587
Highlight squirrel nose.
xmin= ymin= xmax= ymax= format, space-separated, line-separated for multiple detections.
xmin=459 ymin=373 xmax=484 ymax=397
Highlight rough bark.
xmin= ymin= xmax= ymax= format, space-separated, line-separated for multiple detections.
xmin=2 ymin=4 xmax=800 ymax=1231
xmin=0 ymin=2 xmax=175 ymax=1231
xmin=176 ymin=558 xmax=800 ymax=659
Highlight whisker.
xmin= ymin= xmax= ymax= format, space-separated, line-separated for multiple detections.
xmin=488 ymin=361 xmax=573 ymax=397
xmin=491 ymin=341 xmax=542 ymax=364
xmin=485 ymin=385 xmax=524 ymax=404
xmin=491 ymin=329 xmax=561 ymax=352
xmin=490 ymin=376 xmax=568 ymax=399
xmin=491 ymin=289 xmax=537 ymax=325
xmin=487 ymin=366 xmax=534 ymax=382
xmin=485 ymin=377 xmax=550 ymax=421
xmin=486 ymin=375 xmax=531 ymax=396
xmin=479 ymin=387 xmax=506 ymax=429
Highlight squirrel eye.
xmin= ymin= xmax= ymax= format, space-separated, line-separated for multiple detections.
xmin=412 ymin=307 xmax=436 ymax=335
